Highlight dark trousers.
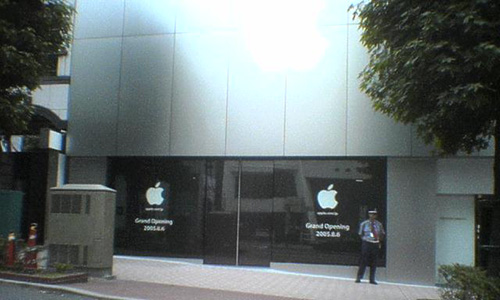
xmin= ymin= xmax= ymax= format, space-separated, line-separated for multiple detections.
xmin=356 ymin=241 xmax=380 ymax=282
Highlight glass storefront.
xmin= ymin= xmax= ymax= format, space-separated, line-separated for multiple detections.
xmin=109 ymin=158 xmax=386 ymax=266
xmin=110 ymin=158 xmax=206 ymax=257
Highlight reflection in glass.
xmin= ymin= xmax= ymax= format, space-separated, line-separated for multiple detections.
xmin=204 ymin=160 xmax=238 ymax=265
xmin=110 ymin=158 xmax=206 ymax=258
xmin=238 ymin=161 xmax=273 ymax=266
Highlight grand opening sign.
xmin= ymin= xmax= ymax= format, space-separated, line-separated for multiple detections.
xmin=304 ymin=180 xmax=357 ymax=242
xmin=136 ymin=181 xmax=174 ymax=232
xmin=305 ymin=222 xmax=351 ymax=238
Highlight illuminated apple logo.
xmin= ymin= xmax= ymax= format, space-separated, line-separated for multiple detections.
xmin=317 ymin=184 xmax=338 ymax=209
xmin=146 ymin=182 xmax=165 ymax=205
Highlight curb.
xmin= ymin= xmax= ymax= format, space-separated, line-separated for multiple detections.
xmin=0 ymin=278 xmax=144 ymax=300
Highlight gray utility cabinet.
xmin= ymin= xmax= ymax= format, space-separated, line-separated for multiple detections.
xmin=46 ymin=184 xmax=116 ymax=276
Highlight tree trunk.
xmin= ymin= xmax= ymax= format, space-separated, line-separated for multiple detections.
xmin=495 ymin=117 xmax=500 ymax=197
xmin=488 ymin=118 xmax=500 ymax=277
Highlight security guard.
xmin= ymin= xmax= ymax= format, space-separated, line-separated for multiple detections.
xmin=355 ymin=209 xmax=385 ymax=284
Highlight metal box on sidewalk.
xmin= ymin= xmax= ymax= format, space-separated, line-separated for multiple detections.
xmin=46 ymin=184 xmax=116 ymax=276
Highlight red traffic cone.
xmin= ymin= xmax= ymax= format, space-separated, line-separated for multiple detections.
xmin=6 ymin=232 xmax=16 ymax=267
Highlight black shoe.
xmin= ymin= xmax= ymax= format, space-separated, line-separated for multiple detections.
xmin=355 ymin=279 xmax=361 ymax=283
xmin=370 ymin=281 xmax=378 ymax=285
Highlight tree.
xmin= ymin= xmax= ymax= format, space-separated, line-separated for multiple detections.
xmin=0 ymin=0 xmax=73 ymax=150
xmin=351 ymin=0 xmax=500 ymax=275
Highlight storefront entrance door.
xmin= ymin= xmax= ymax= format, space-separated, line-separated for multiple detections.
xmin=475 ymin=195 xmax=500 ymax=276
xmin=204 ymin=160 xmax=273 ymax=267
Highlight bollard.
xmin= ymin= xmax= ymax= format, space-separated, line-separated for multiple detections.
xmin=25 ymin=223 xmax=38 ymax=269
xmin=6 ymin=231 xmax=16 ymax=267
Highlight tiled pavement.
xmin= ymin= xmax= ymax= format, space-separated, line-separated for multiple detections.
xmin=65 ymin=256 xmax=441 ymax=300
xmin=2 ymin=256 xmax=441 ymax=300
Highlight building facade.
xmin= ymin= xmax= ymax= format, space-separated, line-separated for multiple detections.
xmin=64 ymin=0 xmax=495 ymax=285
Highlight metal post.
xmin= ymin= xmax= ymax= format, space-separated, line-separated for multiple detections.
xmin=235 ymin=162 xmax=242 ymax=266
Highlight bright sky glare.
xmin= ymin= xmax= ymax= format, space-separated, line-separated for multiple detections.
xmin=235 ymin=0 xmax=328 ymax=72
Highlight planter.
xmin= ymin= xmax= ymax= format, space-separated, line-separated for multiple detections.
xmin=0 ymin=270 xmax=88 ymax=284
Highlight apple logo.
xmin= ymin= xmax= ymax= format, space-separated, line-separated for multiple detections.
xmin=317 ymin=184 xmax=338 ymax=209
xmin=146 ymin=182 xmax=165 ymax=205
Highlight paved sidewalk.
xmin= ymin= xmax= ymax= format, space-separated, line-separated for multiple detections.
xmin=1 ymin=256 xmax=441 ymax=300
xmin=63 ymin=256 xmax=441 ymax=300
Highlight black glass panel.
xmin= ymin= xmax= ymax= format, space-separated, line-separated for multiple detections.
xmin=204 ymin=160 xmax=238 ymax=265
xmin=271 ymin=159 xmax=386 ymax=266
xmin=238 ymin=161 xmax=273 ymax=267
xmin=109 ymin=158 xmax=206 ymax=258
xmin=110 ymin=157 xmax=386 ymax=267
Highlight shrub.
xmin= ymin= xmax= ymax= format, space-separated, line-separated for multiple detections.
xmin=439 ymin=264 xmax=500 ymax=300
xmin=54 ymin=263 xmax=73 ymax=273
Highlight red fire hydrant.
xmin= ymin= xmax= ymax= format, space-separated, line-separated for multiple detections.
xmin=25 ymin=223 xmax=38 ymax=269
xmin=6 ymin=231 xmax=16 ymax=267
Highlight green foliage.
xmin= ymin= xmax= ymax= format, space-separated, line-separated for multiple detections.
xmin=0 ymin=0 xmax=73 ymax=136
xmin=439 ymin=264 xmax=500 ymax=300
xmin=12 ymin=259 xmax=24 ymax=272
xmin=352 ymin=0 xmax=500 ymax=155
xmin=54 ymin=262 xmax=73 ymax=273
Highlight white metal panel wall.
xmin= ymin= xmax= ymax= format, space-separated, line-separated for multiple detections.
xmin=410 ymin=127 xmax=436 ymax=157
xmin=170 ymin=33 xmax=229 ymax=155
xmin=175 ymin=0 xmax=234 ymax=34
xmin=226 ymin=34 xmax=286 ymax=156
xmin=117 ymin=35 xmax=174 ymax=156
xmin=437 ymin=158 xmax=494 ymax=195
xmin=68 ymin=38 xmax=122 ymax=156
xmin=346 ymin=27 xmax=412 ymax=156
xmin=123 ymin=0 xmax=176 ymax=36
xmin=317 ymin=0 xmax=351 ymax=26
xmin=73 ymin=0 xmax=124 ymax=39
xmin=68 ymin=0 xmax=454 ymax=158
xmin=386 ymin=158 xmax=437 ymax=285
xmin=285 ymin=26 xmax=348 ymax=156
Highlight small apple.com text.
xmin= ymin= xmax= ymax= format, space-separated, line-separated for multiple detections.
xmin=305 ymin=222 xmax=350 ymax=238
xmin=135 ymin=218 xmax=174 ymax=232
